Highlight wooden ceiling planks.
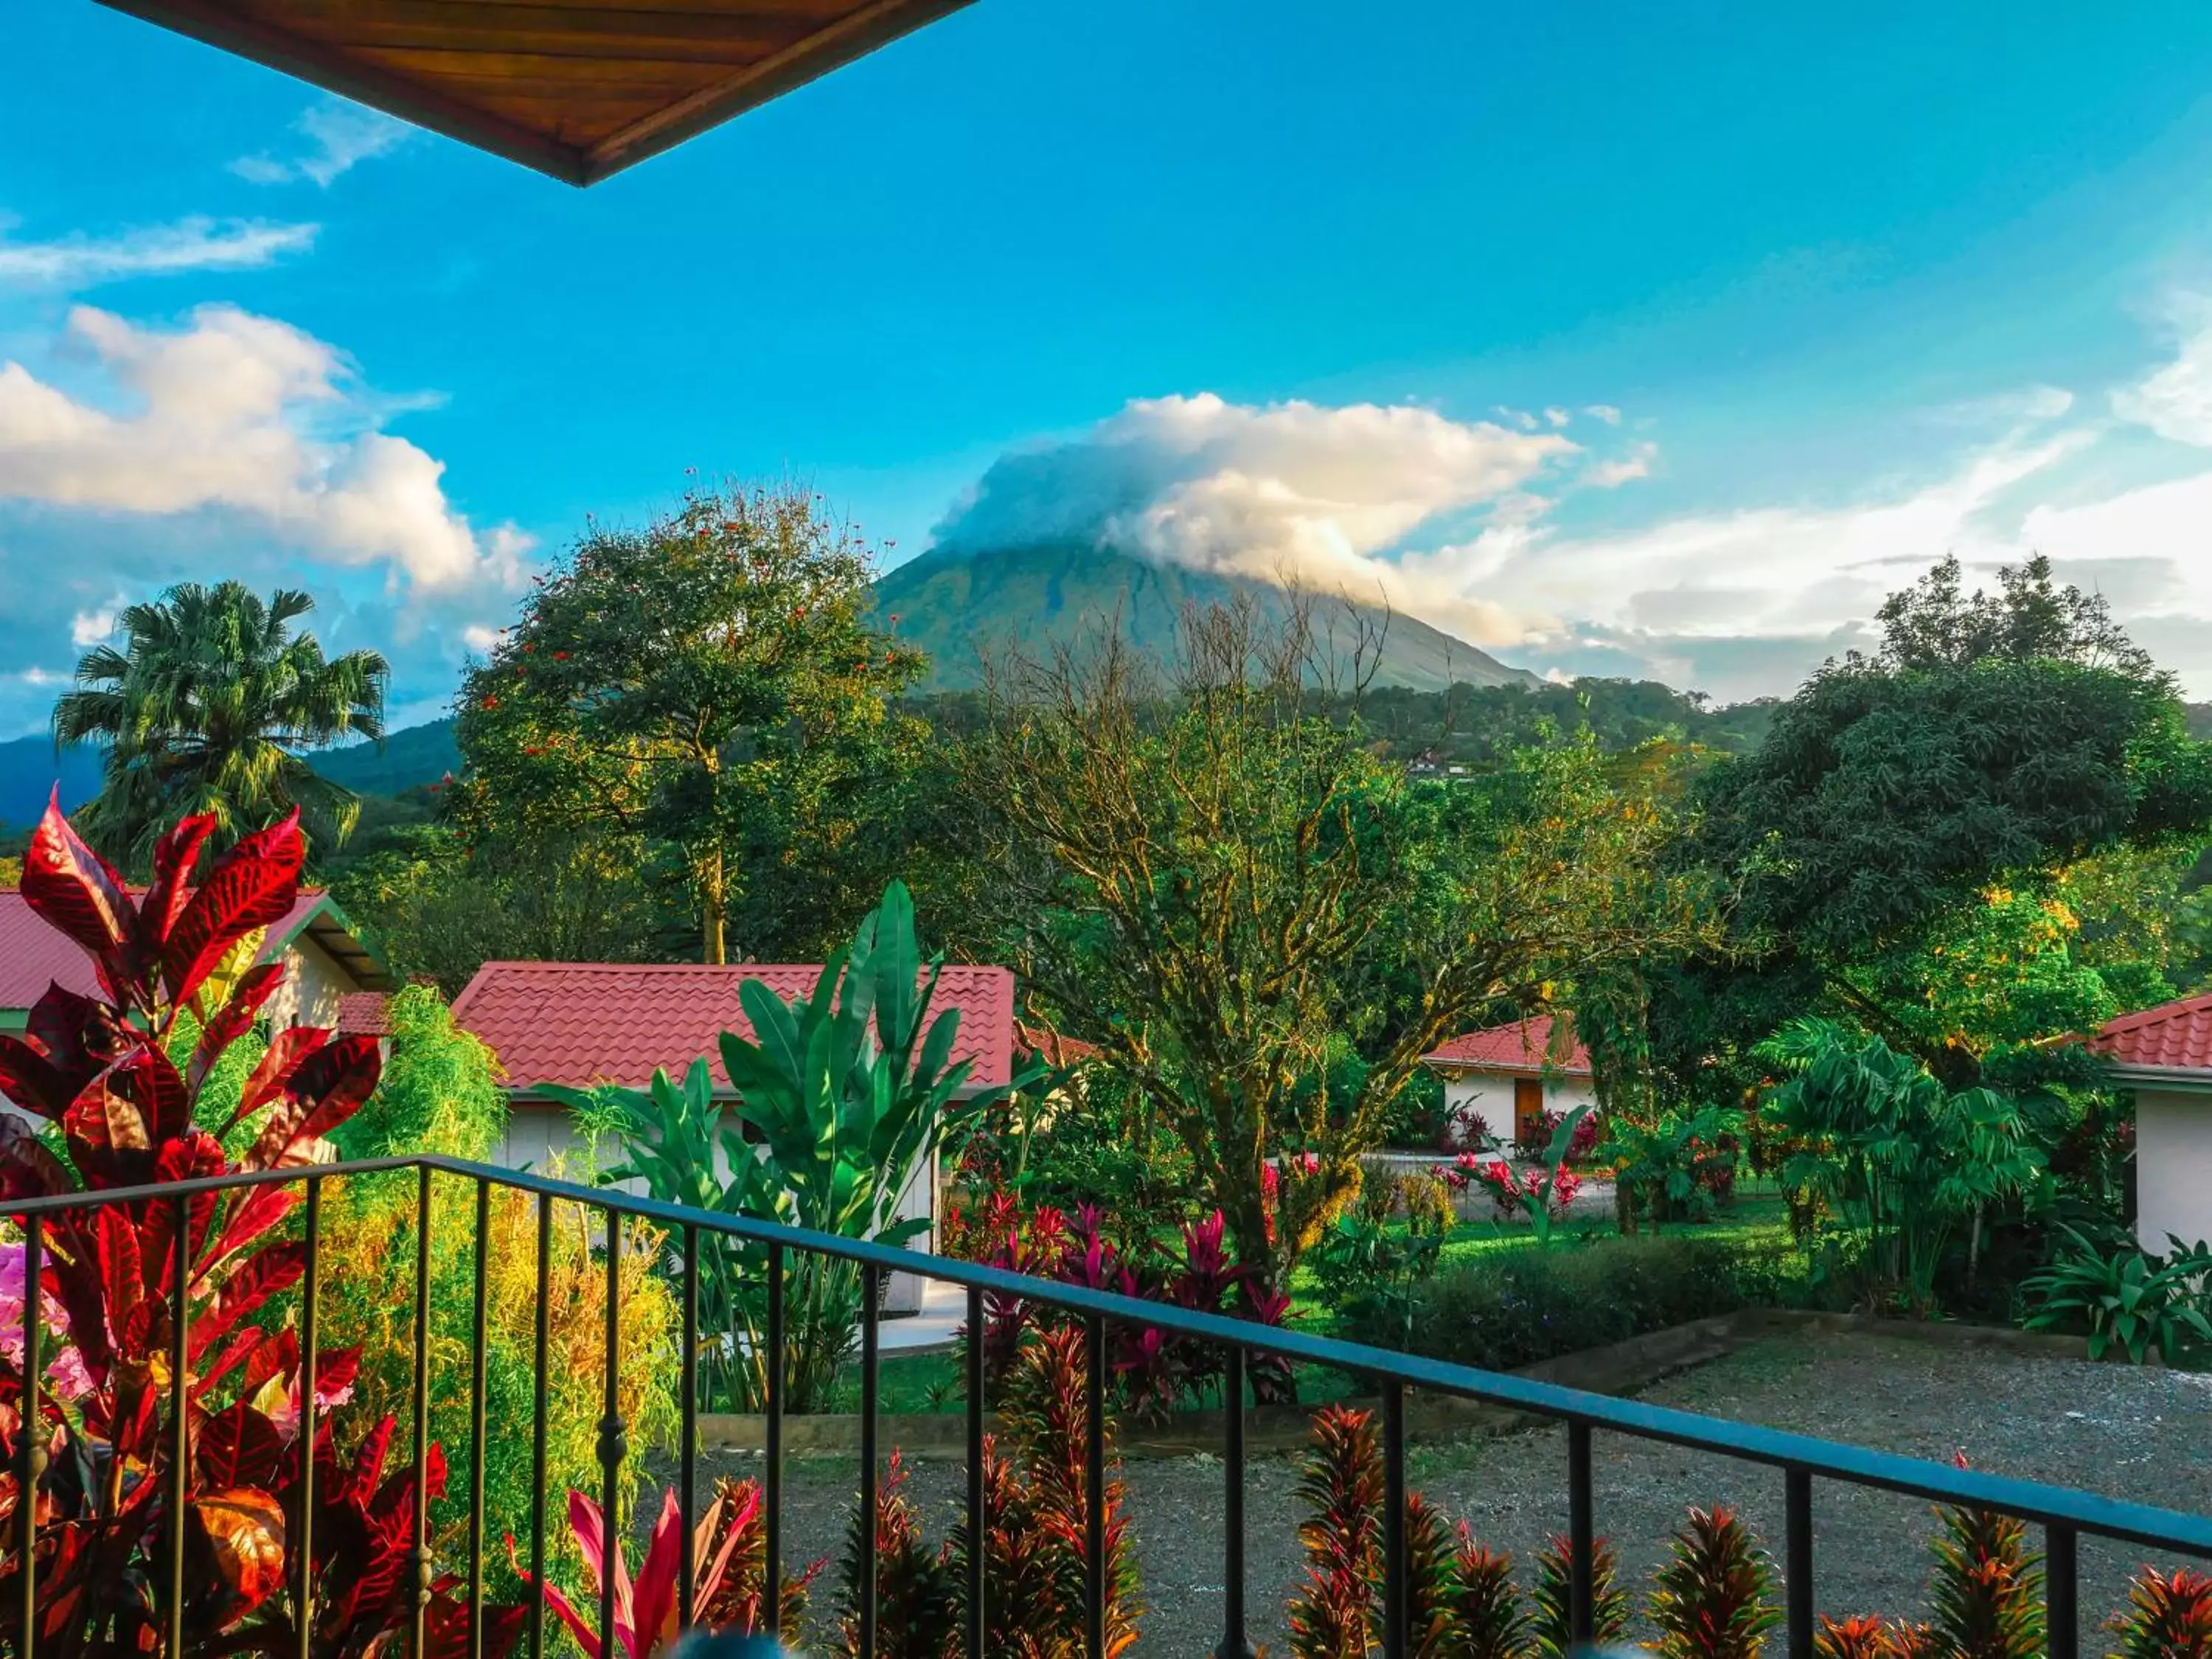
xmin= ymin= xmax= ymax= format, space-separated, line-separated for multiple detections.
xmin=95 ymin=0 xmax=978 ymax=184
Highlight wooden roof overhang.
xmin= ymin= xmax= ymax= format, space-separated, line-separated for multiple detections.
xmin=96 ymin=0 xmax=978 ymax=185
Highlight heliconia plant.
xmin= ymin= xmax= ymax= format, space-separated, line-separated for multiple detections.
xmin=0 ymin=796 xmax=512 ymax=1658
xmin=1647 ymin=1504 xmax=1782 ymax=1659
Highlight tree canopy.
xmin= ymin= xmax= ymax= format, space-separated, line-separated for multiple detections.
xmin=55 ymin=580 xmax=388 ymax=866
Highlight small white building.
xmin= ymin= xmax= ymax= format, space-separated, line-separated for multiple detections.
xmin=448 ymin=959 xmax=1018 ymax=1312
xmin=2089 ymin=993 xmax=2212 ymax=1252
xmin=1419 ymin=1014 xmax=1599 ymax=1152
xmin=0 ymin=887 xmax=396 ymax=1036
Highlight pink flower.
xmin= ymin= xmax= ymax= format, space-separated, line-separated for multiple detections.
xmin=0 ymin=1242 xmax=93 ymax=1402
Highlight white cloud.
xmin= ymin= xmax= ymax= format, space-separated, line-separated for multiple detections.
xmin=0 ymin=216 xmax=317 ymax=288
xmin=1585 ymin=441 xmax=1659 ymax=489
xmin=0 ymin=304 xmax=532 ymax=591
xmin=2112 ymin=297 xmax=2212 ymax=445
xmin=69 ymin=599 xmax=120 ymax=646
xmin=1583 ymin=405 xmax=1623 ymax=425
xmin=934 ymin=392 xmax=1577 ymax=639
xmin=1543 ymin=406 xmax=1572 ymax=427
xmin=462 ymin=623 xmax=502 ymax=653
xmin=231 ymin=100 xmax=411 ymax=188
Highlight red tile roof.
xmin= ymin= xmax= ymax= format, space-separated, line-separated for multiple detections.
xmin=2089 ymin=992 xmax=2212 ymax=1074
xmin=449 ymin=960 xmax=1018 ymax=1094
xmin=1421 ymin=1014 xmax=1591 ymax=1077
xmin=0 ymin=889 xmax=331 ymax=1011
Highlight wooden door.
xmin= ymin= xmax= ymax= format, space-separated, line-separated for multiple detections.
xmin=1514 ymin=1077 xmax=1545 ymax=1150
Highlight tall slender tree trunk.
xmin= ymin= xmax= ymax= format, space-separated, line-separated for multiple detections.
xmin=701 ymin=844 xmax=727 ymax=965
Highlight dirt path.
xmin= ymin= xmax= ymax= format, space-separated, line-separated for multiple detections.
xmin=684 ymin=1329 xmax=2212 ymax=1654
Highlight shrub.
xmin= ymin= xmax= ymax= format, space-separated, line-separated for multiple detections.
xmin=1288 ymin=1405 xmax=1383 ymax=1659
xmin=2019 ymin=1225 xmax=2212 ymax=1363
xmin=2107 ymin=1567 xmax=2212 ymax=1659
xmin=1310 ymin=1172 xmax=1451 ymax=1347
xmin=1647 ymin=1504 xmax=1781 ymax=1659
xmin=1925 ymin=1475 xmax=2045 ymax=1659
xmin=1391 ymin=1234 xmax=1783 ymax=1368
xmin=1532 ymin=1532 xmax=1631 ymax=1659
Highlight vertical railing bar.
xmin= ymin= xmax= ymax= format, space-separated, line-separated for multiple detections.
xmin=467 ymin=1178 xmax=491 ymax=1659
xmin=2049 ymin=1523 xmax=2079 ymax=1659
xmin=967 ymin=1282 xmax=987 ymax=1659
xmin=296 ymin=1178 xmax=323 ymax=1659
xmin=765 ymin=1242 xmax=786 ymax=1638
xmin=1382 ymin=1380 xmax=1408 ymax=1659
xmin=1085 ymin=1313 xmax=1106 ymax=1659
xmin=678 ymin=1222 xmax=700 ymax=1630
xmin=15 ymin=1213 xmax=41 ymax=1659
xmin=860 ymin=1262 xmax=881 ymax=1659
xmin=1221 ymin=1345 xmax=1247 ymax=1659
xmin=599 ymin=1206 xmax=624 ymax=1659
xmin=1568 ymin=1419 xmax=1594 ymax=1644
xmin=169 ymin=1192 xmax=190 ymax=1658
xmin=529 ymin=1192 xmax=552 ymax=1659
xmin=1786 ymin=1466 xmax=1813 ymax=1659
xmin=411 ymin=1164 xmax=434 ymax=1659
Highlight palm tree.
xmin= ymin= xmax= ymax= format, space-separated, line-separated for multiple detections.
xmin=55 ymin=582 xmax=389 ymax=865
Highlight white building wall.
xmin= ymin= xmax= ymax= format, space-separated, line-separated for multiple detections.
xmin=2135 ymin=1088 xmax=2212 ymax=1251
xmin=265 ymin=935 xmax=353 ymax=1032
xmin=1436 ymin=1070 xmax=1599 ymax=1148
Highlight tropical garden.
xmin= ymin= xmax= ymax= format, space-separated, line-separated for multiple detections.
xmin=4 ymin=481 xmax=2212 ymax=1655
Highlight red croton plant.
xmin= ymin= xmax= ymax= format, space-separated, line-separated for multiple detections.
xmin=0 ymin=797 xmax=520 ymax=1659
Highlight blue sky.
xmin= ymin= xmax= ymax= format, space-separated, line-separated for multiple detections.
xmin=6 ymin=1 xmax=2212 ymax=737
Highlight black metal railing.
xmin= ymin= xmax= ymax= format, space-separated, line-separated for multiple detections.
xmin=10 ymin=1152 xmax=2212 ymax=1659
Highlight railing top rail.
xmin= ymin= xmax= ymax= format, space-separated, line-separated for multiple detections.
xmin=11 ymin=1152 xmax=2211 ymax=1559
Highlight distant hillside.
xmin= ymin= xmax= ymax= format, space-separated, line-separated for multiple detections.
xmin=871 ymin=544 xmax=1540 ymax=694
xmin=0 ymin=718 xmax=460 ymax=833
xmin=313 ymin=717 xmax=460 ymax=796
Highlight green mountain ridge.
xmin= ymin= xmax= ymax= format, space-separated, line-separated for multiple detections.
xmin=870 ymin=544 xmax=1541 ymax=693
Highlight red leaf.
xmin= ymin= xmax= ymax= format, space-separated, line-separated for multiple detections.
xmin=240 ymin=1036 xmax=381 ymax=1170
xmin=20 ymin=793 xmax=137 ymax=994
xmin=94 ymin=1205 xmax=147 ymax=1347
xmin=226 ymin=1026 xmax=330 ymax=1137
xmin=187 ymin=1486 xmax=288 ymax=1630
xmin=198 ymin=1401 xmax=287 ymax=1489
xmin=189 ymin=1243 xmax=305 ymax=1363
xmin=160 ymin=810 xmax=304 ymax=1009
xmin=0 ymin=1114 xmax=69 ymax=1201
xmin=62 ymin=1069 xmax=153 ymax=1186
xmin=190 ymin=961 xmax=285 ymax=1088
xmin=0 ymin=1034 xmax=77 ymax=1121
xmin=24 ymin=983 xmax=114 ymax=1071
xmin=140 ymin=814 xmax=215 ymax=950
xmin=206 ymin=1180 xmax=296 ymax=1273
xmin=116 ymin=1043 xmax=192 ymax=1146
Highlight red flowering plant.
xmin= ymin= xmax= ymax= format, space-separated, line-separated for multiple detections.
xmin=1436 ymin=1105 xmax=1590 ymax=1246
xmin=949 ymin=1197 xmax=1293 ymax=1417
xmin=0 ymin=797 xmax=512 ymax=1658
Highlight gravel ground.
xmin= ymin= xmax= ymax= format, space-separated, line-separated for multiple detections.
xmin=691 ymin=1329 xmax=2212 ymax=1655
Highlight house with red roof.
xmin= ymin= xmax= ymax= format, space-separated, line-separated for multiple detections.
xmin=449 ymin=958 xmax=1019 ymax=1311
xmin=0 ymin=888 xmax=397 ymax=1035
xmin=2087 ymin=992 xmax=2212 ymax=1251
xmin=1419 ymin=1013 xmax=1596 ymax=1151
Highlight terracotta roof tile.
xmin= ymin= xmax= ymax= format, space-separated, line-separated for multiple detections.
xmin=2089 ymin=992 xmax=2212 ymax=1074
xmin=1421 ymin=1014 xmax=1591 ymax=1077
xmin=449 ymin=960 xmax=1016 ymax=1093
xmin=0 ymin=889 xmax=327 ymax=1012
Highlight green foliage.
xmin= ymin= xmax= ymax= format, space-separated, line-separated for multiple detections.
xmin=1309 ymin=1172 xmax=1451 ymax=1346
xmin=1401 ymin=1234 xmax=1785 ymax=1371
xmin=55 ymin=580 xmax=387 ymax=866
xmin=973 ymin=599 xmax=1719 ymax=1281
xmin=1532 ymin=1533 xmax=1630 ymax=1659
xmin=1648 ymin=1505 xmax=1781 ymax=1659
xmin=578 ymin=880 xmax=1036 ymax=1411
xmin=332 ymin=982 xmax=506 ymax=1161
xmin=1925 ymin=1494 xmax=2045 ymax=1659
xmin=1759 ymin=1020 xmax=2047 ymax=1311
xmin=1424 ymin=1534 xmax=1531 ymax=1659
xmin=1599 ymin=1105 xmax=1744 ymax=1228
xmin=2020 ymin=1225 xmax=2212 ymax=1363
xmin=332 ymin=821 xmax=669 ymax=996
xmin=454 ymin=481 xmax=928 ymax=965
